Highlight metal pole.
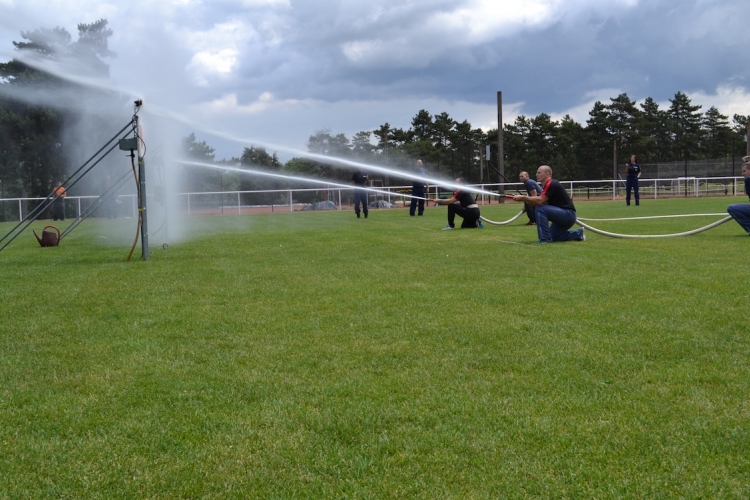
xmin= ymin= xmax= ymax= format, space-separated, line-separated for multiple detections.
xmin=136 ymin=116 xmax=149 ymax=260
xmin=613 ymin=140 xmax=617 ymax=181
xmin=497 ymin=91 xmax=505 ymax=202
xmin=747 ymin=122 xmax=750 ymax=157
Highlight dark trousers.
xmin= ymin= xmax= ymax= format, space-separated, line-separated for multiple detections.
xmin=52 ymin=200 xmax=65 ymax=221
xmin=448 ymin=204 xmax=480 ymax=228
xmin=354 ymin=189 xmax=368 ymax=216
xmin=524 ymin=202 xmax=536 ymax=223
xmin=534 ymin=205 xmax=582 ymax=242
xmin=410 ymin=189 xmax=425 ymax=215
xmin=626 ymin=177 xmax=640 ymax=206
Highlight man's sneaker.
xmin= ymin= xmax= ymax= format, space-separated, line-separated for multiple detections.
xmin=442 ymin=225 xmax=453 ymax=230
xmin=525 ymin=221 xmax=536 ymax=226
xmin=477 ymin=219 xmax=485 ymax=229
xmin=580 ymin=227 xmax=586 ymax=241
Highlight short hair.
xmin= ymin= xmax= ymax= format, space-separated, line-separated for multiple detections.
xmin=742 ymin=162 xmax=750 ymax=171
xmin=538 ymin=165 xmax=552 ymax=176
xmin=519 ymin=171 xmax=529 ymax=177
xmin=455 ymin=177 xmax=465 ymax=184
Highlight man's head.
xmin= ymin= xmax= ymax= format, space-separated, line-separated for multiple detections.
xmin=535 ymin=165 xmax=552 ymax=183
xmin=455 ymin=177 xmax=465 ymax=185
xmin=416 ymin=159 xmax=423 ymax=167
xmin=742 ymin=163 xmax=750 ymax=178
xmin=519 ymin=171 xmax=529 ymax=182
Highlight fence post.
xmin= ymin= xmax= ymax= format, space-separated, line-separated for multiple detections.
xmin=289 ymin=190 xmax=293 ymax=212
xmin=187 ymin=194 xmax=191 ymax=216
xmin=18 ymin=199 xmax=22 ymax=221
xmin=237 ymin=192 xmax=241 ymax=215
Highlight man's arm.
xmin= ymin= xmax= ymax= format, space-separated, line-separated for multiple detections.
xmin=513 ymin=193 xmax=547 ymax=206
xmin=434 ymin=195 xmax=457 ymax=205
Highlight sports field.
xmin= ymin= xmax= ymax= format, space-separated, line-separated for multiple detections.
xmin=1 ymin=196 xmax=748 ymax=498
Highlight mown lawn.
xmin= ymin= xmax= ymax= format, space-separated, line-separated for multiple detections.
xmin=1 ymin=196 xmax=748 ymax=498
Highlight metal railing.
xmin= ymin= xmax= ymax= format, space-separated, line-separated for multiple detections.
xmin=1 ymin=176 xmax=745 ymax=222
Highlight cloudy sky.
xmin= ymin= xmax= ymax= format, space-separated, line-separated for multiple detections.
xmin=1 ymin=0 xmax=749 ymax=160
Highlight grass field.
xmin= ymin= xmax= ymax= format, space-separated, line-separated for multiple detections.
xmin=1 ymin=196 xmax=749 ymax=498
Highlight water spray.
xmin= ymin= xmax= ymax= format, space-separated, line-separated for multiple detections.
xmin=178 ymin=160 xmax=431 ymax=203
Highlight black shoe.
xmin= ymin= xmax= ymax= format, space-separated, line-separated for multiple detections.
xmin=356 ymin=213 xmax=360 ymax=218
xmin=364 ymin=213 xmax=368 ymax=218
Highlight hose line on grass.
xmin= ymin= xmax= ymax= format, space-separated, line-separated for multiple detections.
xmin=575 ymin=216 xmax=733 ymax=239
xmin=479 ymin=210 xmax=525 ymax=226
xmin=577 ymin=213 xmax=727 ymax=222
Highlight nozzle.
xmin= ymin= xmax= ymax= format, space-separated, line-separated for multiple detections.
xmin=134 ymin=99 xmax=143 ymax=107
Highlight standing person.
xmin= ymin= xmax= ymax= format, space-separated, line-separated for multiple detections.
xmin=52 ymin=180 xmax=66 ymax=221
xmin=433 ymin=178 xmax=482 ymax=230
xmin=409 ymin=159 xmax=428 ymax=216
xmin=519 ymin=170 xmax=542 ymax=226
xmin=511 ymin=165 xmax=585 ymax=243
xmin=625 ymin=155 xmax=641 ymax=206
xmin=352 ymin=169 xmax=369 ymax=219
xmin=727 ymin=160 xmax=750 ymax=235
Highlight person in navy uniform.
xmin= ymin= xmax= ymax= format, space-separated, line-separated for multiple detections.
xmin=409 ymin=159 xmax=428 ymax=216
xmin=625 ymin=154 xmax=641 ymax=206
xmin=352 ymin=169 xmax=369 ymax=218
xmin=511 ymin=165 xmax=584 ymax=243
xmin=727 ymin=159 xmax=750 ymax=235
xmin=433 ymin=178 xmax=482 ymax=229
xmin=519 ymin=170 xmax=542 ymax=226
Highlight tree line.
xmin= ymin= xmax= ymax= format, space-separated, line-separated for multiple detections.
xmin=281 ymin=94 xmax=749 ymax=186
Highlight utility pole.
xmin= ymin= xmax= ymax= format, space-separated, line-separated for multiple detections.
xmin=497 ymin=91 xmax=504 ymax=202
xmin=613 ymin=140 xmax=617 ymax=180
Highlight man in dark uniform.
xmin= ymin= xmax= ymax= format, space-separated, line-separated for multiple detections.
xmin=409 ymin=159 xmax=428 ymax=216
xmin=352 ymin=169 xmax=369 ymax=218
xmin=433 ymin=178 xmax=482 ymax=229
xmin=519 ymin=170 xmax=542 ymax=226
xmin=511 ymin=165 xmax=584 ymax=243
xmin=727 ymin=159 xmax=750 ymax=234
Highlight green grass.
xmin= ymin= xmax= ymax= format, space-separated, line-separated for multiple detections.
xmin=1 ymin=196 xmax=749 ymax=498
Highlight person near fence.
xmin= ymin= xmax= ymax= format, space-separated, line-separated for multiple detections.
xmin=727 ymin=160 xmax=750 ymax=235
xmin=433 ymin=178 xmax=483 ymax=230
xmin=519 ymin=170 xmax=542 ymax=226
xmin=352 ymin=169 xmax=369 ymax=218
xmin=625 ymin=155 xmax=641 ymax=206
xmin=409 ymin=159 xmax=428 ymax=216
xmin=511 ymin=165 xmax=585 ymax=243
xmin=52 ymin=180 xmax=66 ymax=221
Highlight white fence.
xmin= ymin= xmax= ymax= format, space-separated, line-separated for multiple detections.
xmin=1 ymin=176 xmax=746 ymax=222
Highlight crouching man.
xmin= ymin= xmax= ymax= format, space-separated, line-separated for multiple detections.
xmin=511 ymin=165 xmax=584 ymax=243
xmin=434 ymin=178 xmax=483 ymax=230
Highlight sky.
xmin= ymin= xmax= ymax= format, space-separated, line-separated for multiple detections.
xmin=1 ymin=0 xmax=749 ymax=161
